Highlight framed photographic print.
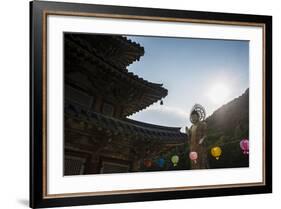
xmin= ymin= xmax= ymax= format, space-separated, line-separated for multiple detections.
xmin=30 ymin=0 xmax=272 ymax=208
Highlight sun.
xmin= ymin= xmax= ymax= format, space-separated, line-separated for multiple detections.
xmin=207 ymin=83 xmax=231 ymax=105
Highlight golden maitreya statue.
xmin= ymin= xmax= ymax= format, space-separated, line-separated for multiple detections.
xmin=186 ymin=104 xmax=209 ymax=169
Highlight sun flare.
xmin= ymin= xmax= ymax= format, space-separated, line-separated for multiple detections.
xmin=208 ymin=83 xmax=231 ymax=105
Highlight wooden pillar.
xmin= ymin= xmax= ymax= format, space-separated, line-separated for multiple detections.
xmin=94 ymin=95 xmax=103 ymax=113
xmin=130 ymin=142 xmax=146 ymax=172
xmin=84 ymin=155 xmax=100 ymax=174
xmin=84 ymin=135 xmax=109 ymax=174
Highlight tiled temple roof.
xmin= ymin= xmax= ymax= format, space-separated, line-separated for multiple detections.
xmin=65 ymin=33 xmax=168 ymax=116
xmin=65 ymin=104 xmax=187 ymax=144
xmin=67 ymin=33 xmax=144 ymax=70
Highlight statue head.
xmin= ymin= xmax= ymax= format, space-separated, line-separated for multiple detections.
xmin=190 ymin=110 xmax=200 ymax=124
xmin=190 ymin=104 xmax=206 ymax=124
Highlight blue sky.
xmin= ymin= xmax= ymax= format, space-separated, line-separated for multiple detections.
xmin=126 ymin=36 xmax=249 ymax=130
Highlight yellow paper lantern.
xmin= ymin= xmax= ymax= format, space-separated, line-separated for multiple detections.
xmin=171 ymin=155 xmax=179 ymax=166
xmin=211 ymin=146 xmax=222 ymax=160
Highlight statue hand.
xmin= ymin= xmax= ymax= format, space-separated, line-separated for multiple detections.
xmin=199 ymin=137 xmax=204 ymax=145
xmin=185 ymin=126 xmax=189 ymax=136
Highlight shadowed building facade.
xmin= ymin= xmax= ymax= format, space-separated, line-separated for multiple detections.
xmin=64 ymin=33 xmax=187 ymax=175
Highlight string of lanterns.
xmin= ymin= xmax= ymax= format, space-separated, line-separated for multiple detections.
xmin=143 ymin=138 xmax=249 ymax=168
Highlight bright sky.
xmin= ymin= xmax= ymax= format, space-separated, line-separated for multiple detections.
xmin=126 ymin=36 xmax=249 ymax=130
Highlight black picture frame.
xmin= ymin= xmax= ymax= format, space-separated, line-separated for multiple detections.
xmin=30 ymin=1 xmax=272 ymax=208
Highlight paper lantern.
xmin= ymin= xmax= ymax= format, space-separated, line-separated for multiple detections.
xmin=189 ymin=151 xmax=198 ymax=163
xmin=157 ymin=158 xmax=165 ymax=168
xmin=144 ymin=159 xmax=152 ymax=168
xmin=171 ymin=155 xmax=179 ymax=166
xmin=240 ymin=139 xmax=249 ymax=155
xmin=211 ymin=146 xmax=222 ymax=160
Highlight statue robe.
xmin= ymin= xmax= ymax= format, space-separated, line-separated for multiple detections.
xmin=189 ymin=121 xmax=209 ymax=169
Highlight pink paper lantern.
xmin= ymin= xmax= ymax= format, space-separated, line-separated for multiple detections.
xmin=189 ymin=151 xmax=198 ymax=163
xmin=240 ymin=139 xmax=249 ymax=155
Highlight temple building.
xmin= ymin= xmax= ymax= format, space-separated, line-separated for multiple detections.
xmin=64 ymin=33 xmax=187 ymax=175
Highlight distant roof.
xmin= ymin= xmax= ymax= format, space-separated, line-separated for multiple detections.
xmin=65 ymin=104 xmax=186 ymax=144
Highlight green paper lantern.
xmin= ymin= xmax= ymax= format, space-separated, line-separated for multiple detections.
xmin=171 ymin=155 xmax=179 ymax=166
